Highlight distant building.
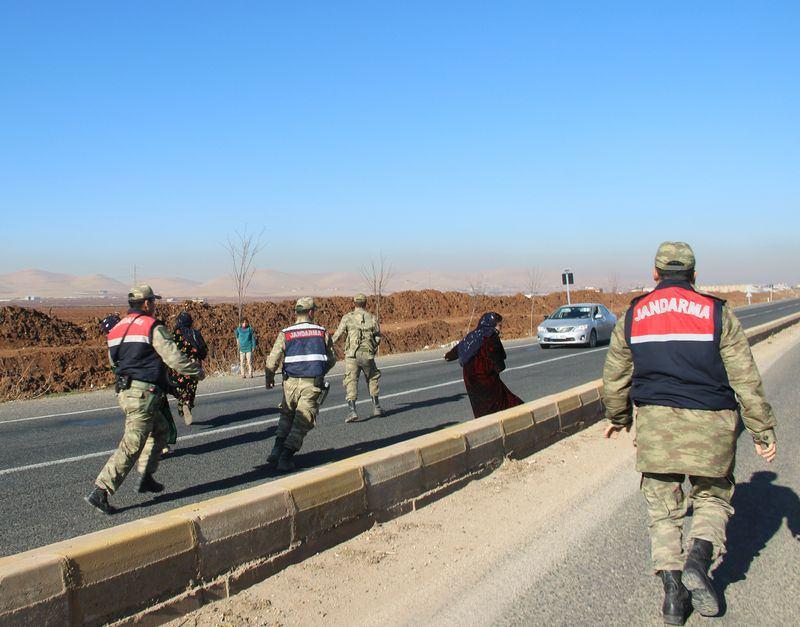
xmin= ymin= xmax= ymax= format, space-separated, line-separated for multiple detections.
xmin=24 ymin=295 xmax=40 ymax=301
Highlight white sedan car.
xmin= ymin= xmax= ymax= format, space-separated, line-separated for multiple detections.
xmin=537 ymin=303 xmax=617 ymax=349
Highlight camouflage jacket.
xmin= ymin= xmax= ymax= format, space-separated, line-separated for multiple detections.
xmin=332 ymin=308 xmax=381 ymax=358
xmin=603 ymin=302 xmax=776 ymax=476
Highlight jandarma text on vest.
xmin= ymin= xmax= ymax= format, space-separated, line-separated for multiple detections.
xmin=634 ymin=298 xmax=711 ymax=322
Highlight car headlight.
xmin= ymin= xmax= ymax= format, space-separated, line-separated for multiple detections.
xmin=574 ymin=324 xmax=588 ymax=331
xmin=537 ymin=326 xmax=547 ymax=334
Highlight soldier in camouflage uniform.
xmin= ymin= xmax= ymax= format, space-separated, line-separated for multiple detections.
xmin=603 ymin=242 xmax=777 ymax=625
xmin=332 ymin=293 xmax=383 ymax=422
xmin=86 ymin=285 xmax=204 ymax=515
xmin=264 ymin=297 xmax=336 ymax=471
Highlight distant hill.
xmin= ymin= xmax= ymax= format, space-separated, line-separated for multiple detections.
xmin=0 ymin=267 xmax=611 ymax=299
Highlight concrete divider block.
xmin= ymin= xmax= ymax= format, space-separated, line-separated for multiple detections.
xmin=499 ymin=406 xmax=536 ymax=458
xmin=579 ymin=384 xmax=604 ymax=425
xmin=556 ymin=393 xmax=583 ymax=433
xmin=279 ymin=464 xmax=367 ymax=542
xmin=531 ymin=401 xmax=561 ymax=447
xmin=174 ymin=484 xmax=293 ymax=581
xmin=416 ymin=431 xmax=468 ymax=490
xmin=0 ymin=551 xmax=69 ymax=626
xmin=452 ymin=416 xmax=505 ymax=471
xmin=62 ymin=514 xmax=196 ymax=625
xmin=359 ymin=446 xmax=423 ymax=514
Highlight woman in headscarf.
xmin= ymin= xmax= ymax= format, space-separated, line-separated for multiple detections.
xmin=444 ymin=312 xmax=523 ymax=418
xmin=167 ymin=311 xmax=208 ymax=427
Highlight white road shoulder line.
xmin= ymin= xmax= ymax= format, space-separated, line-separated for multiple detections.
xmin=0 ymin=347 xmax=606 ymax=476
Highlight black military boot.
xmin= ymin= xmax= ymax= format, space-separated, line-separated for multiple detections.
xmin=345 ymin=400 xmax=360 ymax=423
xmin=658 ymin=570 xmax=690 ymax=625
xmin=267 ymin=437 xmax=286 ymax=467
xmin=371 ymin=396 xmax=384 ymax=417
xmin=276 ymin=447 xmax=297 ymax=472
xmin=682 ymin=538 xmax=719 ymax=616
xmin=137 ymin=473 xmax=165 ymax=493
xmin=85 ymin=486 xmax=116 ymax=515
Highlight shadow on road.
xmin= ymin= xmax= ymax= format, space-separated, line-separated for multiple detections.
xmin=712 ymin=471 xmax=800 ymax=615
xmin=193 ymin=405 xmax=280 ymax=428
xmin=169 ymin=425 xmax=278 ymax=458
xmin=360 ymin=393 xmax=467 ymax=422
xmin=119 ymin=422 xmax=458 ymax=513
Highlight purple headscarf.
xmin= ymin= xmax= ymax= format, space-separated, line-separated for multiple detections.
xmin=456 ymin=312 xmax=502 ymax=366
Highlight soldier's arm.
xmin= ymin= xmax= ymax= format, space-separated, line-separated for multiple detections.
xmin=372 ymin=316 xmax=382 ymax=344
xmin=602 ymin=315 xmax=634 ymax=426
xmin=323 ymin=332 xmax=337 ymax=375
xmin=719 ymin=305 xmax=777 ymax=446
xmin=265 ymin=332 xmax=286 ymax=374
xmin=152 ymin=325 xmax=203 ymax=377
xmin=331 ymin=315 xmax=348 ymax=344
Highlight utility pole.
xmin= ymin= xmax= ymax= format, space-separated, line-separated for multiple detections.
xmin=133 ymin=264 xmax=138 ymax=285
xmin=562 ymin=268 xmax=574 ymax=305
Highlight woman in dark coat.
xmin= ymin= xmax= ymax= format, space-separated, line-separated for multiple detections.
xmin=167 ymin=311 xmax=208 ymax=426
xmin=444 ymin=312 xmax=523 ymax=418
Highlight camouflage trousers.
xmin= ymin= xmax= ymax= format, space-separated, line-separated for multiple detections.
xmin=641 ymin=472 xmax=735 ymax=572
xmin=96 ymin=382 xmax=169 ymax=494
xmin=343 ymin=352 xmax=380 ymax=401
xmin=277 ymin=377 xmax=322 ymax=451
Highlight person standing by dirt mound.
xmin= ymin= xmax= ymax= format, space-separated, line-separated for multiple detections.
xmin=264 ymin=297 xmax=336 ymax=472
xmin=332 ymin=293 xmax=383 ymax=423
xmin=235 ymin=318 xmax=257 ymax=378
xmin=168 ymin=311 xmax=208 ymax=426
xmin=85 ymin=285 xmax=204 ymax=515
xmin=444 ymin=312 xmax=522 ymax=418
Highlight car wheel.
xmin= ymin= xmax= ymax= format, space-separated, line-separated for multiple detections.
xmin=588 ymin=330 xmax=597 ymax=348
xmin=540 ymin=343 xmax=550 ymax=349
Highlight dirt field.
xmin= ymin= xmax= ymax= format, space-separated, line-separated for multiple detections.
xmin=0 ymin=289 xmax=782 ymax=401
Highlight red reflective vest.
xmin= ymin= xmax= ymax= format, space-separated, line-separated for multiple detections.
xmin=624 ymin=281 xmax=737 ymax=411
xmin=107 ymin=310 xmax=166 ymax=387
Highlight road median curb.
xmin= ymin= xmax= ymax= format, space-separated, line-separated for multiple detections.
xmin=2 ymin=312 xmax=796 ymax=625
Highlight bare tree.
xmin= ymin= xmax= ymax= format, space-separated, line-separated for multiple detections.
xmin=465 ymin=273 xmax=488 ymax=333
xmin=608 ymin=271 xmax=620 ymax=295
xmin=526 ymin=267 xmax=544 ymax=336
xmin=224 ymin=227 xmax=264 ymax=322
xmin=361 ymin=253 xmax=394 ymax=323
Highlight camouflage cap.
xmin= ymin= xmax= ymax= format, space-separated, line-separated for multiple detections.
xmin=295 ymin=296 xmax=316 ymax=312
xmin=128 ymin=285 xmax=161 ymax=300
xmin=655 ymin=241 xmax=695 ymax=271
xmin=353 ymin=293 xmax=367 ymax=304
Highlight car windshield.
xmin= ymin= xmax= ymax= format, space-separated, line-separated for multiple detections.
xmin=551 ymin=306 xmax=592 ymax=319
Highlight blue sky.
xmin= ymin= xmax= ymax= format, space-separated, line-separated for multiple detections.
xmin=1 ymin=1 xmax=797 ymax=285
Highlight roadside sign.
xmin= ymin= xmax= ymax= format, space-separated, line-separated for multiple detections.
xmin=561 ymin=272 xmax=574 ymax=286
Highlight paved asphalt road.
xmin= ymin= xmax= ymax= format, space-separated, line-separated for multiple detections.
xmin=0 ymin=299 xmax=798 ymax=557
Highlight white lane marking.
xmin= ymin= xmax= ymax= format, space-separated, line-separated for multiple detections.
xmin=0 ymin=347 xmax=606 ymax=476
xmin=0 ymin=417 xmax=278 ymax=476
xmin=0 ymin=342 xmax=541 ymax=426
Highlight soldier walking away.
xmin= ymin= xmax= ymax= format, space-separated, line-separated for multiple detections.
xmin=264 ymin=297 xmax=336 ymax=472
xmin=603 ymin=242 xmax=777 ymax=625
xmin=235 ymin=318 xmax=257 ymax=378
xmin=332 ymin=293 xmax=383 ymax=422
xmin=85 ymin=285 xmax=204 ymax=514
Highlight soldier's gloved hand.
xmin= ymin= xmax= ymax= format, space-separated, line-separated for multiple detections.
xmin=314 ymin=375 xmax=325 ymax=388
xmin=265 ymin=370 xmax=275 ymax=389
